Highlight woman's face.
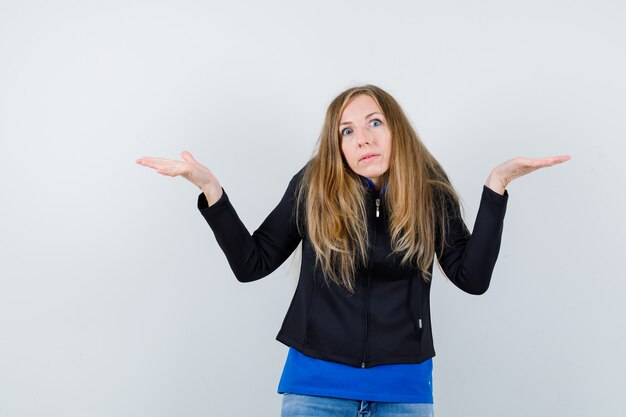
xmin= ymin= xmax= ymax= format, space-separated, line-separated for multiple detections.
xmin=339 ymin=94 xmax=392 ymax=190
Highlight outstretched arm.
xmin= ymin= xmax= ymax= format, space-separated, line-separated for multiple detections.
xmin=438 ymin=154 xmax=571 ymax=294
xmin=136 ymin=151 xmax=304 ymax=282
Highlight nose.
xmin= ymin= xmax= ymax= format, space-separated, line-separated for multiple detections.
xmin=355 ymin=128 xmax=372 ymax=147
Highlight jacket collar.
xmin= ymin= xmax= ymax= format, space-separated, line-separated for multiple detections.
xmin=360 ymin=176 xmax=388 ymax=196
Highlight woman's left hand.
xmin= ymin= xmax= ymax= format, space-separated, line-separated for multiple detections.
xmin=485 ymin=155 xmax=572 ymax=195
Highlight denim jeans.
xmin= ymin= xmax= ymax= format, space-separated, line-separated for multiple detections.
xmin=281 ymin=393 xmax=434 ymax=417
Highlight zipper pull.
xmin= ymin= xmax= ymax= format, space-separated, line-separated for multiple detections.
xmin=418 ymin=318 xmax=423 ymax=329
xmin=375 ymin=198 xmax=380 ymax=218
xmin=361 ymin=362 xmax=366 ymax=368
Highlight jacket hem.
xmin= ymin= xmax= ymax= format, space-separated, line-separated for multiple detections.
xmin=276 ymin=332 xmax=435 ymax=368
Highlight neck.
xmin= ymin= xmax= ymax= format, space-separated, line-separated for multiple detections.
xmin=361 ymin=177 xmax=384 ymax=193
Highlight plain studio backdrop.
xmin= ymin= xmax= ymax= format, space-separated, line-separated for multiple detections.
xmin=0 ymin=1 xmax=624 ymax=416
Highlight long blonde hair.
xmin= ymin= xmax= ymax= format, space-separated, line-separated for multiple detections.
xmin=295 ymin=85 xmax=464 ymax=293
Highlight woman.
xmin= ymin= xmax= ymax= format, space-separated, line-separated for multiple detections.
xmin=136 ymin=85 xmax=570 ymax=417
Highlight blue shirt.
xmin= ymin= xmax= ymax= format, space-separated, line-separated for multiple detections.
xmin=277 ymin=348 xmax=433 ymax=403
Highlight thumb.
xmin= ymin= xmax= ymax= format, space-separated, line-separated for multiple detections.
xmin=181 ymin=150 xmax=196 ymax=164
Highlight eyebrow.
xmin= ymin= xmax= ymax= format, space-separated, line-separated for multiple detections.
xmin=339 ymin=112 xmax=382 ymax=127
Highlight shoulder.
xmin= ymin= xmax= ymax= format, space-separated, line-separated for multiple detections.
xmin=291 ymin=163 xmax=308 ymax=182
xmin=286 ymin=162 xmax=310 ymax=192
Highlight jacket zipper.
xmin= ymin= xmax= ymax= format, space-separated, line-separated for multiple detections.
xmin=361 ymin=196 xmax=380 ymax=368
xmin=360 ymin=268 xmax=373 ymax=368
xmin=413 ymin=270 xmax=424 ymax=342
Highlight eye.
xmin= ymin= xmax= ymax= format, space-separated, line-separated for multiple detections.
xmin=341 ymin=127 xmax=353 ymax=136
xmin=370 ymin=119 xmax=382 ymax=127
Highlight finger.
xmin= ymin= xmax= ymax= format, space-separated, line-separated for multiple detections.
xmin=181 ymin=150 xmax=196 ymax=164
xmin=136 ymin=157 xmax=169 ymax=166
xmin=520 ymin=155 xmax=570 ymax=168
xmin=136 ymin=158 xmax=158 ymax=168
xmin=156 ymin=169 xmax=175 ymax=177
xmin=137 ymin=160 xmax=168 ymax=169
xmin=156 ymin=167 xmax=179 ymax=177
xmin=548 ymin=155 xmax=572 ymax=164
xmin=136 ymin=157 xmax=152 ymax=165
xmin=138 ymin=157 xmax=179 ymax=164
xmin=533 ymin=155 xmax=572 ymax=167
xmin=141 ymin=160 xmax=185 ymax=175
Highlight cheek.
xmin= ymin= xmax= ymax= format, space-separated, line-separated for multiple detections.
xmin=384 ymin=136 xmax=392 ymax=162
xmin=340 ymin=142 xmax=352 ymax=163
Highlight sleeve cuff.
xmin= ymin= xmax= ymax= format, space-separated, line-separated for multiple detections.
xmin=197 ymin=187 xmax=229 ymax=212
xmin=482 ymin=185 xmax=509 ymax=206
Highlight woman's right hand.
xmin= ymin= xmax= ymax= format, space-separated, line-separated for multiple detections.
xmin=136 ymin=150 xmax=223 ymax=205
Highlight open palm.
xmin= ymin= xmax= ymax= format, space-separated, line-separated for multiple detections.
xmin=136 ymin=151 xmax=223 ymax=204
xmin=487 ymin=154 xmax=571 ymax=194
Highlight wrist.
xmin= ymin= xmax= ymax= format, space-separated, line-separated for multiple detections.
xmin=201 ymin=185 xmax=223 ymax=206
xmin=485 ymin=171 xmax=507 ymax=195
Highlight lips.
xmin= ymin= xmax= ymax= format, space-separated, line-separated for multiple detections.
xmin=359 ymin=153 xmax=379 ymax=161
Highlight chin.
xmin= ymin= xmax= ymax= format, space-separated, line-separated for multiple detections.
xmin=358 ymin=166 xmax=386 ymax=178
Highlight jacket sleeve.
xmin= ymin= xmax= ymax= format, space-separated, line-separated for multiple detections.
xmin=196 ymin=170 xmax=304 ymax=282
xmin=436 ymin=185 xmax=509 ymax=295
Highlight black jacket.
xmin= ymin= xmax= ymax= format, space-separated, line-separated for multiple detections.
xmin=197 ymin=167 xmax=508 ymax=368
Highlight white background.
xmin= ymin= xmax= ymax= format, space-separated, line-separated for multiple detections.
xmin=1 ymin=0 xmax=624 ymax=416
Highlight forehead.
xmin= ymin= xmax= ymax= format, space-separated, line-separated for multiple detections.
xmin=340 ymin=95 xmax=382 ymax=122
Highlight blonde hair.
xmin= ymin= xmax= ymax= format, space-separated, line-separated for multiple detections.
xmin=295 ymin=85 xmax=464 ymax=293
